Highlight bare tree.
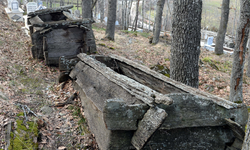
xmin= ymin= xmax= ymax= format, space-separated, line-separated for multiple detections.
xmin=141 ymin=0 xmax=145 ymax=29
xmin=82 ymin=0 xmax=97 ymax=53
xmin=105 ymin=0 xmax=117 ymax=40
xmin=98 ymin=0 xmax=104 ymax=22
xmin=152 ymin=0 xmax=165 ymax=44
xmin=214 ymin=0 xmax=230 ymax=55
xmin=126 ymin=0 xmax=133 ymax=30
xmin=229 ymin=0 xmax=250 ymax=102
xmin=170 ymin=0 xmax=202 ymax=88
xmin=132 ymin=0 xmax=140 ymax=31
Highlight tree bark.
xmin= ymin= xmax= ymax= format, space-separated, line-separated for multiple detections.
xmin=148 ymin=0 xmax=152 ymax=31
xmin=60 ymin=0 xmax=64 ymax=6
xmin=142 ymin=0 xmax=145 ymax=29
xmin=50 ymin=0 xmax=52 ymax=8
xmin=98 ymin=0 xmax=104 ymax=22
xmin=152 ymin=0 xmax=165 ymax=44
xmin=214 ymin=0 xmax=230 ymax=55
xmin=132 ymin=0 xmax=140 ymax=31
xmin=242 ymin=114 xmax=250 ymax=150
xmin=170 ymin=0 xmax=202 ymax=88
xmin=247 ymin=52 xmax=250 ymax=77
xmin=126 ymin=0 xmax=133 ymax=30
xmin=229 ymin=0 xmax=250 ymax=102
xmin=82 ymin=0 xmax=97 ymax=53
xmin=105 ymin=0 xmax=117 ymax=40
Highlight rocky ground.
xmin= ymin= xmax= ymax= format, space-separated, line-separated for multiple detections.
xmin=0 ymin=2 xmax=249 ymax=150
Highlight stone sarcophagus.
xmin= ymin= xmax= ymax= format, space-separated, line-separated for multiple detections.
xmin=28 ymin=5 xmax=95 ymax=66
xmin=70 ymin=53 xmax=248 ymax=150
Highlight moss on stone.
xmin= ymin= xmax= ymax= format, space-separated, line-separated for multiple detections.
xmin=234 ymin=101 xmax=243 ymax=104
xmin=8 ymin=119 xmax=38 ymax=150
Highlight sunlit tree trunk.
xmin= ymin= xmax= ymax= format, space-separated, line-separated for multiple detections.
xmin=170 ymin=0 xmax=202 ymax=88
xmin=214 ymin=0 xmax=230 ymax=55
xmin=229 ymin=0 xmax=250 ymax=103
xmin=152 ymin=0 xmax=165 ymax=44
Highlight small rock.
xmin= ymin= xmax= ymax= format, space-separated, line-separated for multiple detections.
xmin=58 ymin=146 xmax=67 ymax=150
xmin=40 ymin=106 xmax=53 ymax=115
xmin=2 ymin=27 xmax=8 ymax=30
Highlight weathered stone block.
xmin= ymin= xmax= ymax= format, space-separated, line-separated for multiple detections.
xmin=70 ymin=53 xmax=248 ymax=150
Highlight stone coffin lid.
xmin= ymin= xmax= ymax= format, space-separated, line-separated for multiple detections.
xmin=32 ymin=19 xmax=94 ymax=29
xmin=70 ymin=54 xmax=248 ymax=130
xmin=28 ymin=5 xmax=74 ymax=17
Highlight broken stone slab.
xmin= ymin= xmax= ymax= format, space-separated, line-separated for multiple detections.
xmin=70 ymin=54 xmax=248 ymax=150
xmin=103 ymin=99 xmax=149 ymax=130
xmin=131 ymin=107 xmax=167 ymax=150
xmin=32 ymin=19 xmax=94 ymax=29
xmin=28 ymin=5 xmax=74 ymax=17
xmin=29 ymin=15 xmax=43 ymax=24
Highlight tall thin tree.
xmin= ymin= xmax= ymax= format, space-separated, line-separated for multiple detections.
xmin=105 ymin=0 xmax=117 ymax=40
xmin=82 ymin=0 xmax=97 ymax=53
xmin=142 ymin=0 xmax=145 ymax=29
xmin=132 ymin=0 xmax=140 ymax=31
xmin=214 ymin=0 xmax=230 ymax=55
xmin=229 ymin=0 xmax=250 ymax=102
xmin=170 ymin=0 xmax=202 ymax=88
xmin=152 ymin=0 xmax=165 ymax=44
xmin=126 ymin=0 xmax=133 ymax=30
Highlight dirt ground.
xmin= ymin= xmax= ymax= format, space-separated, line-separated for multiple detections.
xmin=0 ymin=2 xmax=249 ymax=150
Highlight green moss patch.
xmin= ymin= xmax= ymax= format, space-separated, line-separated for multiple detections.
xmin=8 ymin=119 xmax=38 ymax=150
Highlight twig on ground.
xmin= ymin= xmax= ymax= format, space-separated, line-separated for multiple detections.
xmin=53 ymin=92 xmax=78 ymax=107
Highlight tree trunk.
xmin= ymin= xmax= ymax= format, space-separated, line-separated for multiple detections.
xmin=133 ymin=0 xmax=140 ymax=31
xmin=170 ymin=0 xmax=202 ymax=88
xmin=50 ymin=0 xmax=52 ymax=8
xmin=148 ymin=0 xmax=152 ymax=31
xmin=94 ymin=0 xmax=97 ymax=19
xmin=247 ymin=51 xmax=250 ymax=77
xmin=242 ymin=114 xmax=250 ymax=150
xmin=105 ymin=0 xmax=117 ymax=40
xmin=60 ymin=0 xmax=64 ymax=6
xmin=152 ymin=0 xmax=165 ymax=44
xmin=142 ymin=0 xmax=144 ymax=29
xmin=98 ymin=0 xmax=104 ymax=22
xmin=122 ymin=0 xmax=124 ymax=29
xmin=82 ymin=0 xmax=97 ymax=53
xmin=214 ymin=0 xmax=230 ymax=55
xmin=123 ymin=0 xmax=127 ymax=30
xmin=229 ymin=0 xmax=250 ymax=102
xmin=126 ymin=0 xmax=133 ymax=30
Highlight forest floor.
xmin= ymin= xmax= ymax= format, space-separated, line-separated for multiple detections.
xmin=0 ymin=2 xmax=250 ymax=150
